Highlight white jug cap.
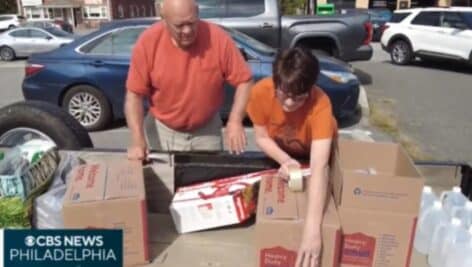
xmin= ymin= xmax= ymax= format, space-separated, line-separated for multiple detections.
xmin=453 ymin=186 xmax=461 ymax=193
xmin=423 ymin=186 xmax=432 ymax=193
xmin=451 ymin=217 xmax=462 ymax=226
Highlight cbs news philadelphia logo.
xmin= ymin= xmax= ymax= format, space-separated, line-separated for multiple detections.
xmin=0 ymin=229 xmax=122 ymax=267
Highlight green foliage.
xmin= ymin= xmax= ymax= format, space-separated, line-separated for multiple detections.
xmin=0 ymin=197 xmax=30 ymax=228
xmin=280 ymin=0 xmax=306 ymax=15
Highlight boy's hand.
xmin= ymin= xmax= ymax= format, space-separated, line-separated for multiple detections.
xmin=278 ymin=158 xmax=301 ymax=181
xmin=295 ymin=227 xmax=322 ymax=267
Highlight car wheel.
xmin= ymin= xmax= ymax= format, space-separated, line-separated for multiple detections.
xmin=7 ymin=25 xmax=15 ymax=30
xmin=62 ymin=85 xmax=112 ymax=131
xmin=0 ymin=101 xmax=93 ymax=149
xmin=0 ymin=46 xmax=15 ymax=61
xmin=390 ymin=40 xmax=412 ymax=65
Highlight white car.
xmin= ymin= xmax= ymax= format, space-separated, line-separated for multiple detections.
xmin=0 ymin=14 xmax=23 ymax=31
xmin=381 ymin=7 xmax=472 ymax=65
xmin=0 ymin=27 xmax=75 ymax=61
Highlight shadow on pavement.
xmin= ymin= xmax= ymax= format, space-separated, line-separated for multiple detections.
xmin=353 ymin=68 xmax=373 ymax=85
xmin=382 ymin=59 xmax=472 ymax=74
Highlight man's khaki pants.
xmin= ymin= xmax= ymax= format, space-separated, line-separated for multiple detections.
xmin=144 ymin=113 xmax=223 ymax=152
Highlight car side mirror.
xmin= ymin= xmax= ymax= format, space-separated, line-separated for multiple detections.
xmin=239 ymin=48 xmax=248 ymax=61
xmin=45 ymin=36 xmax=53 ymax=40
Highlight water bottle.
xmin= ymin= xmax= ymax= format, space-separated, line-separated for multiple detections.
xmin=452 ymin=201 xmax=472 ymax=229
xmin=441 ymin=186 xmax=468 ymax=216
xmin=429 ymin=217 xmax=463 ymax=267
xmin=420 ymin=186 xmax=437 ymax=215
xmin=414 ymin=200 xmax=449 ymax=254
xmin=445 ymin=225 xmax=472 ymax=267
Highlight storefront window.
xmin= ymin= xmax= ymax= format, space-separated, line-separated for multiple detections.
xmin=24 ymin=7 xmax=49 ymax=20
xmin=83 ymin=5 xmax=108 ymax=19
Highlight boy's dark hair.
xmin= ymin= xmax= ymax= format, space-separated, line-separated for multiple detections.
xmin=272 ymin=47 xmax=320 ymax=96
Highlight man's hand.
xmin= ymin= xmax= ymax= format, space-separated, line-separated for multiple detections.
xmin=295 ymin=227 xmax=322 ymax=267
xmin=225 ymin=121 xmax=246 ymax=154
xmin=278 ymin=158 xmax=301 ymax=181
xmin=127 ymin=143 xmax=148 ymax=160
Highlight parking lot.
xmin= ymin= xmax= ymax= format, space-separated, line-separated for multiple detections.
xmin=0 ymin=43 xmax=471 ymax=163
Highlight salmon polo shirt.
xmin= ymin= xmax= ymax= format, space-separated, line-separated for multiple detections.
xmin=126 ymin=21 xmax=252 ymax=131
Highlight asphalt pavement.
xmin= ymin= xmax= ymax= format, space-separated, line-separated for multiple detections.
xmin=352 ymin=43 xmax=472 ymax=164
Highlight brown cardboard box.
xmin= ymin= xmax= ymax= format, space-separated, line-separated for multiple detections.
xmin=331 ymin=139 xmax=424 ymax=267
xmin=332 ymin=139 xmax=424 ymax=213
xmin=255 ymin=176 xmax=342 ymax=267
xmin=62 ymin=160 xmax=149 ymax=266
xmin=339 ymin=208 xmax=417 ymax=267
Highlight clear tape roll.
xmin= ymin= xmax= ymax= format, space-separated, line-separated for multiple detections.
xmin=288 ymin=166 xmax=303 ymax=192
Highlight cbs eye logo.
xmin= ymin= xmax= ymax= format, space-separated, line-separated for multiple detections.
xmin=25 ymin=236 xmax=36 ymax=247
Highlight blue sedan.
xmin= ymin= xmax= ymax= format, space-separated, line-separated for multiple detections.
xmin=23 ymin=19 xmax=360 ymax=131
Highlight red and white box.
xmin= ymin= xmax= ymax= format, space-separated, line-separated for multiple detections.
xmin=170 ymin=170 xmax=276 ymax=234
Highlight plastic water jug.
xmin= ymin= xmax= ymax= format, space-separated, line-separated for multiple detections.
xmin=429 ymin=217 xmax=467 ymax=267
xmin=414 ymin=200 xmax=449 ymax=254
xmin=451 ymin=201 xmax=472 ymax=229
xmin=441 ymin=186 xmax=468 ymax=216
xmin=445 ymin=225 xmax=472 ymax=267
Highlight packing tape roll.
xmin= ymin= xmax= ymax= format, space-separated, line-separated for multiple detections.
xmin=288 ymin=166 xmax=303 ymax=192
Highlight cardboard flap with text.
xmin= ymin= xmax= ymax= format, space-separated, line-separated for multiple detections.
xmin=64 ymin=160 xmax=145 ymax=204
xmin=332 ymin=139 xmax=424 ymax=211
xmin=342 ymin=171 xmax=423 ymax=213
xmin=257 ymin=176 xmax=300 ymax=221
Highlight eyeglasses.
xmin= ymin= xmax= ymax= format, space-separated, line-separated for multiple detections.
xmin=275 ymin=89 xmax=309 ymax=102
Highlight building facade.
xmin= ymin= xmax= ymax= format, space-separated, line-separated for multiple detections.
xmin=19 ymin=0 xmax=154 ymax=30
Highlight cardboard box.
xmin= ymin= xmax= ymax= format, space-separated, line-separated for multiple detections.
xmin=332 ymin=139 xmax=424 ymax=213
xmin=170 ymin=170 xmax=273 ymax=234
xmin=339 ymin=208 xmax=417 ymax=267
xmin=63 ymin=160 xmax=149 ymax=266
xmin=331 ymin=139 xmax=424 ymax=267
xmin=255 ymin=175 xmax=342 ymax=267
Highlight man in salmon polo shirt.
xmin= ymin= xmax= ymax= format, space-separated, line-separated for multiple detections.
xmin=125 ymin=0 xmax=253 ymax=160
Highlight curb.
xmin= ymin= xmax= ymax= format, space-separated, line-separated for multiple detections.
xmin=358 ymin=85 xmax=370 ymax=117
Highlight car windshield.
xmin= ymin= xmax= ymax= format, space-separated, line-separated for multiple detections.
xmin=44 ymin=27 xmax=71 ymax=38
xmin=462 ymin=12 xmax=472 ymax=28
xmin=224 ymin=27 xmax=276 ymax=56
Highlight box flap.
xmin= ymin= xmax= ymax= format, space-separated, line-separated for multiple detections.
xmin=63 ymin=163 xmax=107 ymax=203
xmin=64 ymin=160 xmax=145 ymax=204
xmin=105 ymin=160 xmax=145 ymax=200
xmin=338 ymin=139 xmax=399 ymax=174
xmin=257 ymin=176 xmax=299 ymax=221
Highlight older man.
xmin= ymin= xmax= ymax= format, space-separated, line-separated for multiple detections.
xmin=125 ymin=0 xmax=253 ymax=159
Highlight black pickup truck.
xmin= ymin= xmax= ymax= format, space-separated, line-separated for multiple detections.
xmin=198 ymin=0 xmax=373 ymax=61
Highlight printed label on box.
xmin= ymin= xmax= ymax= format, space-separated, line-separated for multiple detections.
xmin=341 ymin=233 xmax=376 ymax=267
xmin=260 ymin=246 xmax=297 ymax=267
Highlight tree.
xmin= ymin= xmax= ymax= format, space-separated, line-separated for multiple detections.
xmin=0 ymin=0 xmax=18 ymax=14
xmin=280 ymin=0 xmax=307 ymax=15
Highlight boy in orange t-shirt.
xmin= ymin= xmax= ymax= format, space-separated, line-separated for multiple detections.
xmin=247 ymin=47 xmax=337 ymax=267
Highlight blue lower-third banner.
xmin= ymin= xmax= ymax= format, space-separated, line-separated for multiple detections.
xmin=0 ymin=229 xmax=123 ymax=267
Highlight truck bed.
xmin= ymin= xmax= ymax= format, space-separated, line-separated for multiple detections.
xmin=77 ymin=150 xmax=470 ymax=267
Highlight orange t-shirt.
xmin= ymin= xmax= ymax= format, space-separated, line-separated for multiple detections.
xmin=247 ymin=77 xmax=337 ymax=157
xmin=126 ymin=21 xmax=252 ymax=131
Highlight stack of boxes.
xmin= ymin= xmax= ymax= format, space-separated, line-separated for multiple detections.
xmin=255 ymin=139 xmax=425 ymax=267
xmin=333 ymin=140 xmax=424 ymax=267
